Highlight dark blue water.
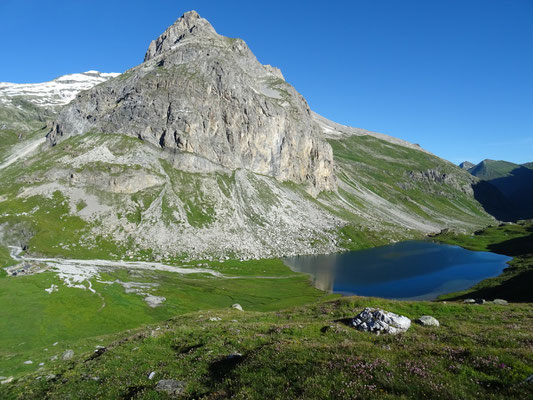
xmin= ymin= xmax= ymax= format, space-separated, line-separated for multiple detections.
xmin=283 ymin=241 xmax=511 ymax=300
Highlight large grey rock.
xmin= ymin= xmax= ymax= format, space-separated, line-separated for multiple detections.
xmin=155 ymin=379 xmax=186 ymax=397
xmin=351 ymin=308 xmax=411 ymax=335
xmin=415 ymin=315 xmax=440 ymax=327
xmin=47 ymin=10 xmax=335 ymax=195
xmin=231 ymin=303 xmax=243 ymax=311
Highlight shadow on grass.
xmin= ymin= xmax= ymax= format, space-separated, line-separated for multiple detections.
xmin=445 ymin=227 xmax=533 ymax=302
xmin=443 ymin=269 xmax=533 ymax=303
xmin=208 ymin=354 xmax=245 ymax=382
xmin=487 ymin=228 xmax=533 ymax=256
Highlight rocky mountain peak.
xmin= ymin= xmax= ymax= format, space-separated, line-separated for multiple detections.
xmin=47 ymin=10 xmax=336 ymax=194
xmin=144 ymin=10 xmax=217 ymax=62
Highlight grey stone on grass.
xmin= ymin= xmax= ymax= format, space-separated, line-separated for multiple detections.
xmin=351 ymin=308 xmax=411 ymax=335
xmin=155 ymin=379 xmax=186 ymax=397
xmin=61 ymin=350 xmax=74 ymax=361
xmin=492 ymin=299 xmax=508 ymax=305
xmin=415 ymin=315 xmax=440 ymax=327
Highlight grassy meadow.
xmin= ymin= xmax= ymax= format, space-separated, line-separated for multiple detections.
xmin=1 ymin=296 xmax=531 ymax=399
xmin=0 ymin=256 xmax=331 ymax=379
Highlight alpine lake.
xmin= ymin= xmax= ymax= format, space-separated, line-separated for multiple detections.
xmin=283 ymin=240 xmax=511 ymax=300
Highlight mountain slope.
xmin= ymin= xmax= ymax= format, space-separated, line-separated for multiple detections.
xmin=0 ymin=11 xmax=495 ymax=263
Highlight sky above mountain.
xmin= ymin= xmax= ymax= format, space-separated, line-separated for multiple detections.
xmin=0 ymin=0 xmax=531 ymax=164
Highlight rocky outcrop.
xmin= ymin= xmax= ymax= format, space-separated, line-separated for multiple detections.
xmin=47 ymin=11 xmax=335 ymax=194
xmin=407 ymin=168 xmax=475 ymax=195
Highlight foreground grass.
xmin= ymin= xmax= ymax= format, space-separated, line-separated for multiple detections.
xmin=0 ymin=259 xmax=330 ymax=378
xmin=2 ymin=296 xmax=532 ymax=399
xmin=434 ymin=221 xmax=533 ymax=302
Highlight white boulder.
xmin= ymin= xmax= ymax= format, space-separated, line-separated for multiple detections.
xmin=351 ymin=308 xmax=411 ymax=335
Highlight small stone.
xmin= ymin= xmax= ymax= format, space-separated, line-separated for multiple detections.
xmin=493 ymin=299 xmax=508 ymax=305
xmin=50 ymin=355 xmax=58 ymax=361
xmin=155 ymin=379 xmax=186 ymax=397
xmin=61 ymin=350 xmax=74 ymax=360
xmin=415 ymin=315 xmax=440 ymax=327
xmin=231 ymin=303 xmax=243 ymax=311
xmin=39 ymin=362 xmax=45 ymax=366
xmin=209 ymin=317 xmax=221 ymax=322
xmin=1 ymin=377 xmax=14 ymax=385
xmin=463 ymin=298 xmax=476 ymax=304
xmin=148 ymin=371 xmax=156 ymax=380
xmin=23 ymin=360 xmax=33 ymax=365
xmin=45 ymin=374 xmax=57 ymax=382
xmin=52 ymin=342 xmax=59 ymax=346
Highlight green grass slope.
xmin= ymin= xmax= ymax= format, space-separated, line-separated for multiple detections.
xmin=2 ymin=296 xmax=532 ymax=399
xmin=323 ymin=135 xmax=494 ymax=240
xmin=0 ymin=258 xmax=331 ymax=379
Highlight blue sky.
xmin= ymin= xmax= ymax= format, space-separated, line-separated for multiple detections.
xmin=1 ymin=0 xmax=531 ymax=164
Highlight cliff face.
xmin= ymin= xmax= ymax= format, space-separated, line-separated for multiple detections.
xmin=47 ymin=11 xmax=335 ymax=194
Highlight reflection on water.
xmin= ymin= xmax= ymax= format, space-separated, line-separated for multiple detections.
xmin=283 ymin=241 xmax=511 ymax=300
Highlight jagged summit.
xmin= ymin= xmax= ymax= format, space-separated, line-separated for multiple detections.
xmin=144 ymin=11 xmax=217 ymax=62
xmin=47 ymin=10 xmax=335 ymax=193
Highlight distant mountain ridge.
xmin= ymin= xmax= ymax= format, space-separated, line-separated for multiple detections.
xmin=0 ymin=71 xmax=120 ymax=109
xmin=0 ymin=71 xmax=119 ymax=132
xmin=459 ymin=161 xmax=475 ymax=170
xmin=461 ymin=159 xmax=533 ymax=220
